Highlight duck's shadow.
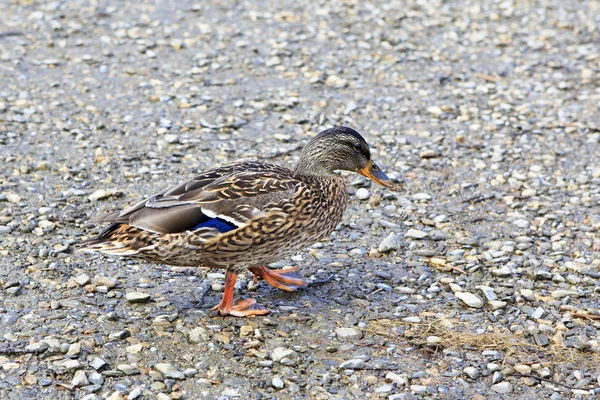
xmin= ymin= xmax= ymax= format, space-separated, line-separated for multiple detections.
xmin=170 ymin=272 xmax=335 ymax=315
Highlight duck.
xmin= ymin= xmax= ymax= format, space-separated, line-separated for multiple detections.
xmin=80 ymin=126 xmax=396 ymax=317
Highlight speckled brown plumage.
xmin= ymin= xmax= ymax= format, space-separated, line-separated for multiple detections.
xmin=80 ymin=126 xmax=395 ymax=316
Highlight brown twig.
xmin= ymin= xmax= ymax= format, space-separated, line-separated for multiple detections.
xmin=572 ymin=313 xmax=600 ymax=321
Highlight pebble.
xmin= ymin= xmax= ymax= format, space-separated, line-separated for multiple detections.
xmin=128 ymin=388 xmax=142 ymax=399
xmin=355 ymin=188 xmax=371 ymax=200
xmin=109 ymin=330 xmax=131 ymax=341
xmin=411 ymin=385 xmax=428 ymax=394
xmin=125 ymin=292 xmax=152 ymax=303
xmin=489 ymin=300 xmax=507 ymax=310
xmin=72 ymin=370 xmax=89 ymax=387
xmin=514 ymin=364 xmax=531 ymax=374
xmin=335 ymin=327 xmax=363 ymax=341
xmin=455 ymin=292 xmax=484 ymax=308
xmin=271 ymin=347 xmax=295 ymax=362
xmin=491 ymin=382 xmax=513 ymax=394
xmin=491 ymin=266 xmax=512 ymax=277
xmin=88 ymin=190 xmax=112 ymax=201
xmin=339 ymin=359 xmax=366 ymax=369
xmin=240 ymin=325 xmax=254 ymax=337
xmin=271 ymin=376 xmax=285 ymax=389
xmin=75 ymin=274 xmax=91 ymax=286
xmin=154 ymin=363 xmax=184 ymax=379
xmin=404 ymin=229 xmax=428 ymax=239
xmin=412 ymin=193 xmax=432 ymax=201
xmin=463 ymin=367 xmax=480 ymax=379
xmin=4 ymin=192 xmax=21 ymax=203
xmin=375 ymin=383 xmax=394 ymax=393
xmin=25 ymin=341 xmax=49 ymax=353
xmin=95 ymin=276 xmax=118 ymax=288
xmin=386 ymin=372 xmax=408 ymax=386
xmin=89 ymin=357 xmax=107 ymax=371
xmin=378 ymin=232 xmax=401 ymax=252
xmin=492 ymin=371 xmax=503 ymax=384
xmin=117 ymin=364 xmax=140 ymax=375
xmin=551 ymin=289 xmax=579 ymax=299
xmin=88 ymin=372 xmax=104 ymax=385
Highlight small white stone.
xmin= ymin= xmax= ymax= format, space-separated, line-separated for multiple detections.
xmin=521 ymin=189 xmax=536 ymax=197
xmin=412 ymin=193 xmax=432 ymax=201
xmin=339 ymin=359 xmax=365 ymax=369
xmin=491 ymin=382 xmax=513 ymax=394
xmin=491 ymin=266 xmax=512 ymax=277
xmin=426 ymin=336 xmax=441 ymax=344
xmin=126 ymin=344 xmax=144 ymax=354
xmin=514 ymin=364 xmax=531 ymax=374
xmin=410 ymin=385 xmax=428 ymax=394
xmin=106 ymin=391 xmax=124 ymax=400
xmin=164 ymin=134 xmax=179 ymax=143
xmin=378 ymin=232 xmax=400 ymax=252
xmin=394 ymin=286 xmax=416 ymax=294
xmin=59 ymin=359 xmax=81 ymax=371
xmin=75 ymin=274 xmax=91 ymax=286
xmin=386 ymin=372 xmax=408 ymax=386
xmin=404 ymin=229 xmax=428 ymax=239
xmin=551 ymin=289 xmax=579 ymax=299
xmin=88 ymin=189 xmax=111 ymax=201
xmin=222 ymin=388 xmax=239 ymax=397
xmin=37 ymin=220 xmax=55 ymax=230
xmin=154 ymin=363 xmax=184 ymax=379
xmin=512 ymin=219 xmax=530 ymax=228
xmin=455 ymin=292 xmax=484 ymax=308
xmin=271 ymin=347 xmax=295 ymax=362
xmin=489 ymin=300 xmax=507 ymax=310
xmin=95 ymin=276 xmax=118 ymax=288
xmin=375 ymin=383 xmax=394 ymax=393
xmin=463 ymin=366 xmax=480 ymax=379
xmin=4 ymin=192 xmax=21 ymax=203
xmin=271 ymin=376 xmax=284 ymax=389
xmin=125 ymin=292 xmax=151 ymax=303
xmin=335 ymin=327 xmax=363 ymax=341
xmin=487 ymin=363 xmax=501 ymax=372
xmin=128 ymin=387 xmax=142 ymax=400
xmin=355 ymin=188 xmax=371 ymax=200
xmin=71 ymin=370 xmax=89 ymax=387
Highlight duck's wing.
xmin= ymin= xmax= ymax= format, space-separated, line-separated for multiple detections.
xmin=88 ymin=161 xmax=301 ymax=235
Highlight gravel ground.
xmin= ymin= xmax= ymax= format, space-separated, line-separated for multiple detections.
xmin=1 ymin=0 xmax=600 ymax=399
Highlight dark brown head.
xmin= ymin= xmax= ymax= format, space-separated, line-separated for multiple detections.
xmin=294 ymin=126 xmax=394 ymax=189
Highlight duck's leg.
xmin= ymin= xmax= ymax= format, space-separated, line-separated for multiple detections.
xmin=248 ymin=266 xmax=308 ymax=292
xmin=212 ymin=270 xmax=269 ymax=317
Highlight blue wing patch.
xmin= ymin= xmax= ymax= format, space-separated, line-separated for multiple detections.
xmin=192 ymin=218 xmax=238 ymax=233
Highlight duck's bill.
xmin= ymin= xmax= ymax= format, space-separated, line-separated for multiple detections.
xmin=358 ymin=160 xmax=396 ymax=189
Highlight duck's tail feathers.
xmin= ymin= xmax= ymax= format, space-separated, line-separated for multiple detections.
xmin=78 ymin=223 xmax=155 ymax=256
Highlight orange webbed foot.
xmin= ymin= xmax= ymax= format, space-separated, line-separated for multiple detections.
xmin=248 ymin=266 xmax=308 ymax=292
xmin=212 ymin=297 xmax=269 ymax=317
xmin=212 ymin=270 xmax=269 ymax=317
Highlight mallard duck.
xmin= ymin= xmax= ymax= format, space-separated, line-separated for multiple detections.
xmin=81 ymin=126 xmax=395 ymax=316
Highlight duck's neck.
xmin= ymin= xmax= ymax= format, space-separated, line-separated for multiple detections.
xmin=293 ymin=159 xmax=336 ymax=178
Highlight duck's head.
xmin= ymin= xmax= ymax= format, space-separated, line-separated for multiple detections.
xmin=294 ymin=126 xmax=396 ymax=189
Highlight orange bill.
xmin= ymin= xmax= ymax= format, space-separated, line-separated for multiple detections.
xmin=358 ymin=160 xmax=396 ymax=189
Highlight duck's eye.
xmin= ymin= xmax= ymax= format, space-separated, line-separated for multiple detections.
xmin=354 ymin=143 xmax=362 ymax=150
